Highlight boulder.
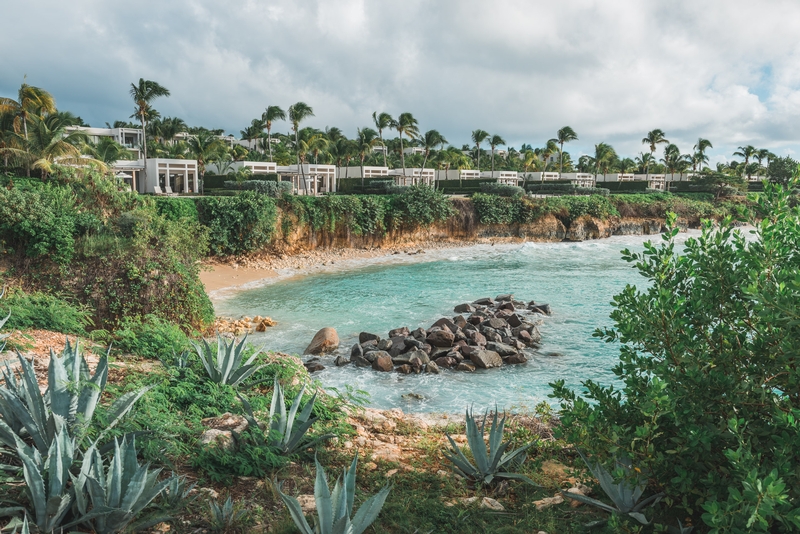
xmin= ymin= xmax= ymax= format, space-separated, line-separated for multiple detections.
xmin=372 ymin=354 xmax=394 ymax=372
xmin=409 ymin=356 xmax=424 ymax=373
xmin=352 ymin=354 xmax=371 ymax=367
xmin=529 ymin=303 xmax=552 ymax=315
xmin=359 ymin=332 xmax=381 ymax=344
xmin=304 ymin=360 xmax=325 ymax=373
xmin=456 ymin=362 xmax=476 ymax=372
xmin=377 ymin=338 xmax=393 ymax=351
xmin=494 ymin=309 xmax=514 ymax=318
xmin=461 ymin=345 xmax=479 ymax=358
xmin=395 ymin=364 xmax=413 ymax=374
xmin=255 ymin=317 xmax=277 ymax=332
xmin=482 ymin=318 xmax=508 ymax=329
xmin=470 ymin=350 xmax=503 ymax=369
xmin=411 ymin=327 xmax=427 ymax=341
xmin=446 ymin=351 xmax=464 ymax=363
xmin=393 ymin=349 xmax=429 ymax=365
xmin=427 ymin=329 xmax=455 ymax=347
xmin=404 ymin=338 xmax=423 ymax=349
xmin=495 ymin=293 xmax=513 ymax=302
xmin=484 ymin=330 xmax=503 ymax=343
xmin=304 ymin=327 xmax=340 ymax=355
xmin=504 ymin=353 xmax=528 ymax=365
xmin=507 ymin=314 xmax=523 ymax=327
xmin=360 ymin=339 xmax=378 ymax=350
xmin=472 ymin=297 xmax=494 ymax=306
xmin=363 ymin=350 xmax=381 ymax=363
xmin=199 ymin=429 xmax=235 ymax=450
xmin=389 ymin=338 xmax=408 ymax=357
xmin=498 ymin=301 xmax=515 ymax=312
xmin=518 ymin=330 xmax=533 ymax=343
xmin=431 ymin=317 xmax=457 ymax=332
xmin=351 ymin=343 xmax=364 ymax=358
xmin=452 ymin=315 xmax=468 ymax=328
xmin=388 ymin=326 xmax=410 ymax=338
xmin=435 ymin=356 xmax=457 ymax=368
xmin=454 ymin=303 xmax=475 ymax=314
xmin=467 ymin=315 xmax=483 ymax=326
xmin=420 ymin=343 xmax=433 ymax=354
xmin=334 ymin=354 xmax=350 ymax=366
xmin=425 ymin=361 xmax=441 ymax=374
xmin=486 ymin=342 xmax=518 ymax=357
xmin=468 ymin=331 xmax=487 ymax=346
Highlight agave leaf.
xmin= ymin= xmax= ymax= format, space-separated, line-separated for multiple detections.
xmin=497 ymin=471 xmax=538 ymax=485
xmin=77 ymin=352 xmax=109 ymax=424
xmin=283 ymin=384 xmax=307 ymax=441
xmin=561 ymin=490 xmax=619 ymax=513
xmin=444 ymin=434 xmax=478 ymax=478
xmin=465 ymin=408 xmax=490 ymax=475
xmin=488 ymin=409 xmax=504 ymax=457
xmin=16 ymin=440 xmax=47 ymax=528
xmin=48 ymin=348 xmax=72 ymax=422
xmin=93 ymin=386 xmax=150 ymax=445
xmin=228 ymin=363 xmax=264 ymax=388
xmin=351 ymin=483 xmax=391 ymax=534
xmin=628 ymin=511 xmax=651 ymax=525
xmin=344 ymin=455 xmax=358 ymax=515
xmin=314 ymin=455 xmax=333 ymax=531
xmin=281 ymin=417 xmax=317 ymax=453
xmin=631 ymin=491 xmax=664 ymax=512
xmin=331 ymin=513 xmax=353 ymax=534
xmin=330 ymin=474 xmax=346 ymax=527
xmin=274 ymin=483 xmax=314 ymax=534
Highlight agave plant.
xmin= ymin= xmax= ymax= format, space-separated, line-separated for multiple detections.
xmin=444 ymin=407 xmax=536 ymax=487
xmin=275 ymin=455 xmax=391 ymax=534
xmin=0 ymin=342 xmax=148 ymax=457
xmin=72 ymin=437 xmax=175 ymax=534
xmin=159 ymin=472 xmax=197 ymax=510
xmin=208 ymin=495 xmax=246 ymax=532
xmin=192 ymin=334 xmax=264 ymax=387
xmin=238 ymin=377 xmax=334 ymax=455
xmin=561 ymin=450 xmax=665 ymax=525
xmin=0 ymin=312 xmax=9 ymax=350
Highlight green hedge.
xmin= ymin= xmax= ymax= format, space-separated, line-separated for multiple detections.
xmin=196 ymin=192 xmax=278 ymax=256
xmin=526 ymin=183 xmax=609 ymax=196
xmin=155 ymin=197 xmax=199 ymax=222
xmin=203 ymin=173 xmax=280 ymax=189
xmin=472 ymin=193 xmax=619 ymax=225
xmin=596 ymin=180 xmax=649 ymax=192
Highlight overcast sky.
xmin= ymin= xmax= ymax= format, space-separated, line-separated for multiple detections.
xmin=3 ymin=0 xmax=800 ymax=165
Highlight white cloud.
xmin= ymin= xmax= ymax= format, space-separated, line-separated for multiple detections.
xmin=3 ymin=0 xmax=800 ymax=160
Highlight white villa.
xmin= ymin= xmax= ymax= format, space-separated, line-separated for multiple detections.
xmin=561 ymin=173 xmax=596 ymax=187
xmin=389 ymin=168 xmax=435 ymax=186
xmin=402 ymin=147 xmax=426 ymax=156
xmin=206 ymin=161 xmax=278 ymax=176
xmin=277 ymin=164 xmax=337 ymax=195
xmin=144 ymin=159 xmax=199 ymax=194
xmin=481 ymin=171 xmax=520 ymax=185
xmin=66 ymin=126 xmax=144 ymax=159
xmin=442 ymin=169 xmax=480 ymax=181
xmin=337 ymin=166 xmax=390 ymax=179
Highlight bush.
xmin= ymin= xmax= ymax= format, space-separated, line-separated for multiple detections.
xmin=472 ymin=193 xmax=617 ymax=225
xmin=155 ymin=197 xmax=199 ymax=221
xmin=0 ymin=290 xmax=92 ymax=334
xmin=114 ymin=314 xmax=191 ymax=359
xmin=223 ymin=180 xmax=292 ymax=197
xmin=527 ymin=183 xmax=609 ymax=196
xmin=196 ymin=192 xmax=278 ymax=256
xmin=479 ymin=183 xmax=525 ymax=197
xmin=390 ymin=184 xmax=455 ymax=227
xmin=551 ymin=181 xmax=800 ymax=530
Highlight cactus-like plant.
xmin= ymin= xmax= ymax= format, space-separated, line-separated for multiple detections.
xmin=0 ymin=342 xmax=148 ymax=457
xmin=275 ymin=455 xmax=391 ymax=534
xmin=561 ymin=450 xmax=664 ymax=525
xmin=208 ymin=495 xmax=246 ymax=532
xmin=192 ymin=334 xmax=264 ymax=387
xmin=444 ymin=407 xmax=536 ymax=487
xmin=238 ymin=377 xmax=334 ymax=455
xmin=72 ymin=437 xmax=174 ymax=534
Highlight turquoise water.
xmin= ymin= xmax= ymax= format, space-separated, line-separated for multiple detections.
xmin=214 ymin=232 xmax=695 ymax=413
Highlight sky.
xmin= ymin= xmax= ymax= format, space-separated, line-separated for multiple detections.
xmin=3 ymin=0 xmax=800 ymax=166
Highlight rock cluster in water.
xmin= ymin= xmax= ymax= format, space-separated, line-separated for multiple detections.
xmin=308 ymin=295 xmax=550 ymax=374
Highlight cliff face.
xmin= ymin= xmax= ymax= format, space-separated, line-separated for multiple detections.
xmin=272 ymin=201 xmax=673 ymax=253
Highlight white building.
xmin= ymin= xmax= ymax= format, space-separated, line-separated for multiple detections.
xmin=277 ymin=164 xmax=337 ymax=195
xmin=402 ymin=147 xmax=425 ymax=156
xmin=597 ymin=174 xmax=636 ymax=182
xmin=442 ymin=169 xmax=480 ymax=181
xmin=337 ymin=166 xmax=390 ymax=179
xmin=480 ymin=171 xmax=520 ymax=185
xmin=66 ymin=126 xmax=143 ymax=159
xmin=561 ymin=173 xmax=596 ymax=188
xmin=206 ymin=161 xmax=278 ymax=175
xmin=527 ymin=172 xmax=561 ymax=182
xmin=632 ymin=174 xmax=666 ymax=190
xmin=389 ymin=168 xmax=435 ymax=186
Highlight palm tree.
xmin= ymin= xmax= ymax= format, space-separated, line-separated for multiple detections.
xmin=692 ymin=138 xmax=713 ymax=173
xmin=288 ymin=102 xmax=314 ymax=193
xmin=0 ymin=81 xmax=56 ymax=142
xmin=488 ymin=134 xmax=506 ymax=178
xmin=554 ymin=126 xmax=578 ymax=179
xmin=642 ymin=129 xmax=669 ymax=180
xmin=635 ymin=152 xmax=653 ymax=175
xmin=26 ymin=114 xmax=104 ymax=179
xmin=305 ymin=130 xmax=329 ymax=164
xmin=590 ymin=143 xmax=616 ymax=177
xmin=84 ymin=137 xmax=134 ymax=164
xmin=150 ymin=116 xmax=187 ymax=145
xmin=262 ymin=105 xmax=285 ymax=162
xmin=418 ymin=130 xmax=447 ymax=186
xmin=356 ymin=127 xmax=379 ymax=187
xmin=471 ymin=129 xmax=489 ymax=171
xmin=391 ymin=112 xmax=419 ymax=174
xmin=129 ymin=79 xmax=170 ymax=166
xmin=372 ymin=112 xmax=393 ymax=167
xmin=733 ymin=145 xmax=757 ymax=180
xmin=240 ymin=119 xmax=264 ymax=150
xmin=187 ymin=131 xmax=225 ymax=193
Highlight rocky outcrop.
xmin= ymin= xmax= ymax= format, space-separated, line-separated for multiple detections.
xmin=304 ymin=327 xmax=340 ymax=355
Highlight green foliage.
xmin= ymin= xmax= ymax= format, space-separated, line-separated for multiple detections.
xmin=192 ymin=334 xmax=264 ymax=387
xmin=691 ymin=171 xmax=747 ymax=198
xmin=444 ymin=407 xmax=535 ymax=487
xmin=274 ymin=455 xmax=391 ymax=534
xmin=113 ymin=314 xmax=191 ymax=359
xmin=207 ymin=496 xmax=248 ymax=532
xmin=191 ymin=433 xmax=287 ymax=483
xmin=155 ymin=196 xmax=199 ymax=221
xmin=527 ymin=183 xmax=609 ymax=196
xmin=224 ymin=179 xmax=293 ymax=197
xmin=390 ymin=184 xmax=455 ymax=227
xmin=766 ymin=157 xmax=798 ymax=184
xmin=551 ymin=179 xmax=800 ymax=529
xmin=472 ymin=193 xmax=617 ymax=225
xmin=280 ymin=194 xmax=393 ymax=236
xmin=0 ymin=289 xmax=91 ymax=334
xmin=479 ymin=183 xmax=525 ymax=197
xmin=196 ymin=192 xmax=278 ymax=256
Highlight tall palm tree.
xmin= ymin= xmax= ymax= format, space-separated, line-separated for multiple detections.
xmin=488 ymin=134 xmax=506 ymax=178
xmin=262 ymin=105 xmax=285 ymax=162
xmin=554 ymin=126 xmax=578 ymax=178
xmin=0 ymin=81 xmax=56 ymax=141
xmin=129 ymin=79 xmax=170 ymax=166
xmin=240 ymin=119 xmax=264 ymax=150
xmin=84 ymin=137 xmax=134 ymax=164
xmin=590 ymin=142 xmax=616 ymax=177
xmin=288 ymin=102 xmax=314 ymax=193
xmin=305 ymin=130 xmax=329 ymax=165
xmin=634 ymin=152 xmax=653 ymax=175
xmin=471 ymin=129 xmax=489 ymax=171
xmin=26 ymin=114 xmax=104 ymax=179
xmin=692 ymin=138 xmax=713 ymax=173
xmin=419 ymin=130 xmax=447 ymax=185
xmin=391 ymin=112 xmax=419 ymax=174
xmin=150 ymin=116 xmax=187 ymax=145
xmin=733 ymin=145 xmax=757 ymax=180
xmin=356 ymin=127 xmax=379 ymax=187
xmin=187 ymin=131 xmax=225 ymax=193
xmin=372 ymin=112 xmax=393 ymax=167
xmin=642 ymin=129 xmax=669 ymax=180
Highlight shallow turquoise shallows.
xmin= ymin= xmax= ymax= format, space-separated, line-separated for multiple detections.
xmin=214 ymin=232 xmax=695 ymax=413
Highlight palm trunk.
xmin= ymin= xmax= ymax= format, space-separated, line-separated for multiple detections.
xmin=379 ymin=130 xmax=387 ymax=167
xmin=399 ymin=132 xmax=405 ymax=174
xmin=559 ymin=142 xmax=564 ymax=179
xmin=491 ymin=150 xmax=495 ymax=178
xmin=295 ymin=129 xmax=307 ymax=195
xmin=476 ymin=145 xmax=480 ymax=170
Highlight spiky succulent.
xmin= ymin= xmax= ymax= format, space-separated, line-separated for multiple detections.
xmin=444 ymin=407 xmax=536 ymax=487
xmin=208 ymin=495 xmax=246 ymax=532
xmin=561 ymin=450 xmax=664 ymax=525
xmin=192 ymin=334 xmax=264 ymax=387
xmin=275 ymin=455 xmax=391 ymax=534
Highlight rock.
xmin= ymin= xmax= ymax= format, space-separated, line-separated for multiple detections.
xmin=454 ymin=329 xmax=468 ymax=342
xmin=533 ymin=495 xmax=564 ymax=510
xmin=304 ymin=327 xmax=339 ymax=355
xmin=297 ymin=495 xmax=316 ymax=513
xmin=351 ymin=343 xmax=364 ymax=358
xmin=360 ymin=339 xmax=378 ymax=350
xmin=467 ymin=315 xmax=483 ymax=325
xmin=388 ymin=326 xmax=410 ymax=338
xmin=404 ymin=337 xmax=422 ymax=349
xmin=377 ymin=338 xmax=393 ymax=351
xmin=472 ymin=297 xmax=494 ymax=306
xmin=452 ymin=315 xmax=467 ymax=328
xmin=425 ymin=361 xmax=440 ymax=374
xmin=393 ymin=349 xmax=429 ymax=365
xmin=420 ymin=343 xmax=432 ymax=354
xmin=372 ymin=354 xmax=394 ymax=372
xmin=431 ymin=317 xmax=457 ymax=332
xmin=498 ymin=301 xmax=515 ymax=312
xmin=565 ymin=486 xmax=589 ymax=508
xmin=507 ymin=314 xmax=523 ymax=327
xmin=518 ymin=330 xmax=532 ymax=343
xmin=435 ymin=356 xmax=457 ymax=368
xmin=402 ymin=392 xmax=425 ymax=400
xmin=446 ymin=351 xmax=463 ymax=362
xmin=456 ymin=362 xmax=476 ymax=372
xmin=199 ymin=429 xmax=234 ymax=450
xmin=460 ymin=345 xmax=479 ymax=358
xmin=467 ymin=331 xmax=487 ymax=346
xmin=454 ymin=303 xmax=475 ymax=314
xmin=470 ymin=350 xmax=503 ymax=369
xmin=504 ymin=353 xmax=528 ymax=364
xmin=389 ymin=338 xmax=408 ymax=357
xmin=352 ymin=354 xmax=371 ymax=367
xmin=365 ymin=350 xmax=388 ymax=363
xmin=255 ymin=317 xmax=277 ymax=331
xmin=482 ymin=318 xmax=508 ymax=329
xmin=359 ymin=332 xmax=381 ymax=344
xmin=304 ymin=361 xmax=325 ymax=373
xmin=334 ymin=354 xmax=350 ymax=366
xmin=409 ymin=356 xmax=424 ymax=373
xmin=395 ymin=364 xmax=413 ymax=374
xmin=495 ymin=293 xmax=513 ymax=302
xmin=529 ymin=303 xmax=552 ymax=315
xmin=426 ymin=329 xmax=455 ymax=347
xmin=480 ymin=497 xmax=505 ymax=511
xmin=484 ymin=330 xmax=503 ymax=343
xmin=494 ymin=309 xmax=513 ymax=318
xmin=486 ymin=342 xmax=518 ymax=357
xmin=411 ymin=327 xmax=427 ymax=341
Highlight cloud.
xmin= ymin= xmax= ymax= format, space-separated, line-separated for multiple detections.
xmin=2 ymin=0 xmax=800 ymax=161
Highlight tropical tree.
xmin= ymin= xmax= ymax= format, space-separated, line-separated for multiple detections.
xmin=304 ymin=129 xmax=328 ymax=164
xmin=733 ymin=145 xmax=757 ymax=180
xmin=693 ymin=138 xmax=713 ymax=173
xmin=392 ymin=112 xmax=419 ymax=174
xmin=288 ymin=102 xmax=314 ymax=193
xmin=26 ymin=114 xmax=104 ymax=178
xmin=487 ymin=134 xmax=506 ymax=178
xmin=590 ymin=142 xmax=616 ymax=176
xmin=85 ymin=137 xmax=134 ymax=164
xmin=262 ymin=105 xmax=285 ymax=162
xmin=471 ymin=129 xmax=489 ymax=171
xmin=187 ymin=130 xmax=226 ymax=193
xmin=642 ymin=129 xmax=669 ymax=180
xmin=372 ymin=111 xmax=393 ymax=167
xmin=129 ymin=78 xmax=170 ymax=165
xmin=635 ymin=152 xmax=654 ymax=175
xmin=240 ymin=119 xmax=264 ymax=150
xmin=150 ymin=116 xmax=187 ymax=145
xmin=0 ymin=81 xmax=56 ymax=142
xmin=554 ymin=126 xmax=578 ymax=178
xmin=419 ymin=129 xmax=447 ymax=181
xmin=356 ymin=127 xmax=379 ymax=186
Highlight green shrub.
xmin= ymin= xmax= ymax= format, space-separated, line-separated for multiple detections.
xmin=390 ymin=184 xmax=455 ymax=227
xmin=0 ymin=290 xmax=92 ymax=334
xmin=280 ymin=194 xmax=392 ymax=236
xmin=479 ymin=183 xmax=525 ymax=197
xmin=551 ymin=180 xmax=800 ymax=529
xmin=155 ymin=197 xmax=199 ymax=221
xmin=196 ymin=192 xmax=278 ymax=256
xmin=223 ymin=180 xmax=292 ymax=197
xmin=114 ymin=314 xmax=191 ymax=359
